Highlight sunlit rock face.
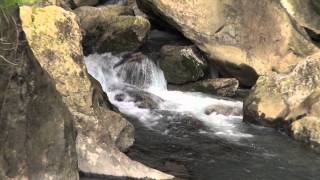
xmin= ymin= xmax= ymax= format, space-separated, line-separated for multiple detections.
xmin=137 ymin=0 xmax=318 ymax=86
xmin=281 ymin=0 xmax=320 ymax=35
xmin=18 ymin=5 xmax=172 ymax=179
xmin=244 ymin=52 xmax=320 ymax=151
xmin=0 ymin=7 xmax=79 ymax=180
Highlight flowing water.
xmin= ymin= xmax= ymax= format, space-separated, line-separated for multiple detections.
xmin=85 ymin=53 xmax=320 ymax=180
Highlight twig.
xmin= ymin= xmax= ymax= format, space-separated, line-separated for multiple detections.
xmin=0 ymin=55 xmax=18 ymax=66
xmin=11 ymin=16 xmax=19 ymax=59
xmin=0 ymin=8 xmax=9 ymax=24
xmin=0 ymin=46 xmax=15 ymax=51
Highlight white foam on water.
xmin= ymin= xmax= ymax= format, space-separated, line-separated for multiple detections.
xmin=85 ymin=53 xmax=253 ymax=141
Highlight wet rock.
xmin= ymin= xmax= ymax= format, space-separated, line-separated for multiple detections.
xmin=287 ymin=90 xmax=320 ymax=151
xmin=20 ymin=5 xmax=172 ymax=179
xmin=112 ymin=84 xmax=164 ymax=109
xmin=104 ymin=0 xmax=129 ymax=5
xmin=234 ymin=89 xmax=251 ymax=100
xmin=281 ymin=0 xmax=320 ymax=35
xmin=114 ymin=52 xmax=147 ymax=68
xmin=244 ymin=52 xmax=320 ymax=151
xmin=0 ymin=7 xmax=79 ymax=180
xmin=77 ymin=134 xmax=174 ymax=180
xmin=137 ymin=0 xmax=318 ymax=86
xmin=160 ymin=45 xmax=207 ymax=84
xmin=74 ymin=5 xmax=150 ymax=55
xmin=140 ymin=29 xmax=191 ymax=60
xmin=291 ymin=117 xmax=320 ymax=152
xmin=205 ymin=105 xmax=242 ymax=116
xmin=177 ymin=78 xmax=239 ymax=97
xmin=73 ymin=0 xmax=99 ymax=7
xmin=151 ymin=110 xmax=206 ymax=135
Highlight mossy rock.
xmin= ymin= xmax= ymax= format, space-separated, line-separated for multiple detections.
xmin=160 ymin=45 xmax=207 ymax=84
xmin=74 ymin=5 xmax=150 ymax=55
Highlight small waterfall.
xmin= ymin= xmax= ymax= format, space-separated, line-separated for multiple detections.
xmin=85 ymin=53 xmax=167 ymax=91
xmin=85 ymin=53 xmax=251 ymax=141
xmin=115 ymin=53 xmax=167 ymax=90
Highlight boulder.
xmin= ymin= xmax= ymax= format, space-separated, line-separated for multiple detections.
xmin=291 ymin=117 xmax=320 ymax=152
xmin=281 ymin=0 xmax=320 ymax=34
xmin=74 ymin=5 xmax=150 ymax=55
xmin=74 ymin=5 xmax=134 ymax=17
xmin=288 ymin=90 xmax=320 ymax=151
xmin=111 ymin=84 xmax=164 ymax=109
xmin=20 ymin=5 xmax=172 ymax=179
xmin=160 ymin=45 xmax=207 ymax=84
xmin=137 ymin=0 xmax=318 ymax=86
xmin=53 ymin=0 xmax=99 ymax=9
xmin=0 ymin=7 xmax=78 ymax=180
xmin=175 ymin=78 xmax=239 ymax=97
xmin=244 ymin=52 xmax=320 ymax=150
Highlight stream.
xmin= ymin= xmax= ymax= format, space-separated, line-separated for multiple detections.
xmin=85 ymin=53 xmax=320 ymax=180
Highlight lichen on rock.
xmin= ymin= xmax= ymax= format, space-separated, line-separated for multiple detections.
xmin=160 ymin=45 xmax=207 ymax=84
xmin=19 ymin=5 xmax=173 ymax=179
xmin=74 ymin=5 xmax=150 ymax=55
xmin=244 ymin=52 xmax=320 ymax=150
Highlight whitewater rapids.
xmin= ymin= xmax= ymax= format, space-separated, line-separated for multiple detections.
xmin=85 ymin=53 xmax=252 ymax=141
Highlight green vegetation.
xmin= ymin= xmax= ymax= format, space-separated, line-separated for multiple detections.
xmin=0 ymin=0 xmax=40 ymax=8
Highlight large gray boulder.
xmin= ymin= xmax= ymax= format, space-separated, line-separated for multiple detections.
xmin=137 ymin=0 xmax=318 ymax=86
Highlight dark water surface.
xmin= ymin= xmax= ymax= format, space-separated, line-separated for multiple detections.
xmin=126 ymin=114 xmax=320 ymax=180
xmin=84 ymin=52 xmax=320 ymax=180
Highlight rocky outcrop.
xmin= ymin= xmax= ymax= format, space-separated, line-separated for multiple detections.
xmin=137 ymin=0 xmax=318 ymax=86
xmin=19 ymin=5 xmax=173 ymax=179
xmin=74 ymin=5 xmax=150 ymax=55
xmin=0 ymin=8 xmax=79 ymax=180
xmin=281 ymin=0 xmax=320 ymax=34
xmin=244 ymin=52 xmax=320 ymax=150
xmin=171 ymin=78 xmax=239 ymax=97
xmin=160 ymin=45 xmax=207 ymax=84
xmin=288 ymin=90 xmax=320 ymax=151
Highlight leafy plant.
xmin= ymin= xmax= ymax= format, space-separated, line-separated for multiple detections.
xmin=0 ymin=0 xmax=41 ymax=8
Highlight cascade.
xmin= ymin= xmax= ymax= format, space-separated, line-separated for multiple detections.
xmin=85 ymin=53 xmax=249 ymax=140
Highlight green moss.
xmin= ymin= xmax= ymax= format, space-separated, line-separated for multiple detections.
xmin=0 ymin=0 xmax=41 ymax=8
